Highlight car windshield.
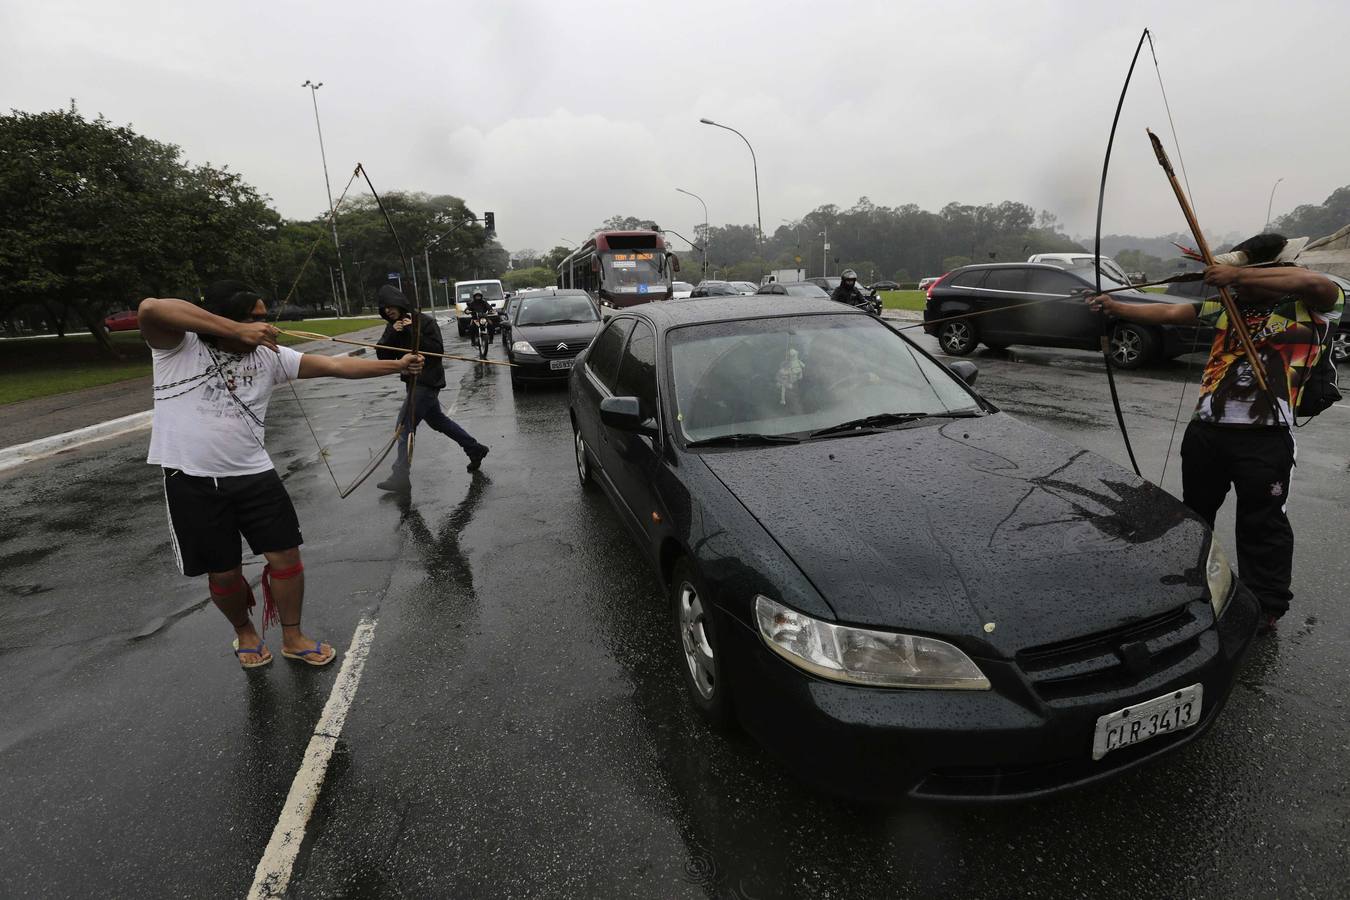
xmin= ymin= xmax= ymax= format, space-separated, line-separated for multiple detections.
xmin=515 ymin=294 xmax=598 ymax=326
xmin=1066 ymin=266 xmax=1129 ymax=290
xmin=786 ymin=283 xmax=830 ymax=298
xmin=673 ymin=281 xmax=694 ymax=292
xmin=457 ymin=283 xmax=504 ymax=303
xmin=668 ymin=314 xmax=980 ymax=443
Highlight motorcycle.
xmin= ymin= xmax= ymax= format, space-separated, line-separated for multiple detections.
xmin=471 ymin=316 xmax=492 ymax=359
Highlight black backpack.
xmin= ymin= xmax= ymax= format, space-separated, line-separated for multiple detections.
xmin=1295 ymin=316 xmax=1341 ymax=421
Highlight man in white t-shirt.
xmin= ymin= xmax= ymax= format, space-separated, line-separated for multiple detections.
xmin=139 ymin=280 xmax=423 ymax=669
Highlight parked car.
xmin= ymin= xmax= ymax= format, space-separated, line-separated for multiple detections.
xmin=271 ymin=304 xmax=310 ymax=321
xmin=1028 ymin=253 xmax=1133 ymax=285
xmin=671 ymin=281 xmax=695 ymax=300
xmin=499 ymin=294 xmax=522 ymax=348
xmin=918 ymin=275 xmax=944 ymax=293
xmin=869 ymin=280 xmax=901 ymax=291
xmin=755 ymin=281 xmax=832 ymax=298
xmin=806 ymin=276 xmax=842 ymax=295
xmin=103 ymin=310 xmax=139 ymax=332
xmin=689 ymin=281 xmax=741 ymax=298
xmin=925 ymin=263 xmax=1215 ymax=368
xmin=568 ymin=295 xmax=1257 ymax=801
xmin=504 ymin=288 xmax=602 ymax=388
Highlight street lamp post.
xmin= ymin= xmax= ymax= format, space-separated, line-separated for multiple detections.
xmin=1265 ymin=177 xmax=1285 ymax=231
xmin=818 ymin=227 xmax=830 ymax=277
xmin=675 ymin=187 xmax=709 ymax=279
xmin=301 ymin=80 xmax=350 ymax=317
xmin=698 ymin=118 xmax=762 ymax=256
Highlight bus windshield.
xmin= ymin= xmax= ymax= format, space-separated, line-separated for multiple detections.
xmin=601 ymin=251 xmax=666 ymax=294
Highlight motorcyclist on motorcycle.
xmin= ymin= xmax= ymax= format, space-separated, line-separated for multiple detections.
xmin=466 ymin=290 xmax=495 ymax=340
xmin=830 ymin=269 xmax=876 ymax=312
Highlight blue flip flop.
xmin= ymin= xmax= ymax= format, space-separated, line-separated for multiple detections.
xmin=232 ymin=639 xmax=272 ymax=669
xmin=282 ymin=640 xmax=336 ymax=667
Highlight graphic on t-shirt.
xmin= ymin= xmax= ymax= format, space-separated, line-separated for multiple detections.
xmin=1194 ymin=296 xmax=1325 ymax=427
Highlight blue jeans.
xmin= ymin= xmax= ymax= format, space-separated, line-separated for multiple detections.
xmin=392 ymin=385 xmax=484 ymax=473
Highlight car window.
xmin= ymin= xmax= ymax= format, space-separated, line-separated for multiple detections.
xmin=586 ymin=317 xmax=634 ymax=392
xmin=1024 ymin=270 xmax=1083 ymax=295
xmin=947 ymin=270 xmax=985 ymax=288
xmin=668 ymin=314 xmax=978 ymax=442
xmin=613 ymin=322 xmax=658 ymax=420
xmin=982 ymin=269 xmax=1027 ymax=292
xmin=787 ymin=284 xmax=830 ymax=298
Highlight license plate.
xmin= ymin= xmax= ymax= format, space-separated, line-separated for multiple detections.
xmin=549 ymin=358 xmax=575 ymax=371
xmin=1091 ymin=684 xmax=1202 ymax=760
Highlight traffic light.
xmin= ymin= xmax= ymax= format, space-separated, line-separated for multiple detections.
xmin=483 ymin=211 xmax=496 ymax=236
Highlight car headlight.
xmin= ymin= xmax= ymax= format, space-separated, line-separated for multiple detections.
xmin=511 ymin=341 xmax=537 ymax=355
xmin=754 ymin=596 xmax=990 ymax=690
xmin=1206 ymin=539 xmax=1234 ymax=616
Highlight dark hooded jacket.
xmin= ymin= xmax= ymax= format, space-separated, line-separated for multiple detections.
xmin=375 ymin=285 xmax=446 ymax=390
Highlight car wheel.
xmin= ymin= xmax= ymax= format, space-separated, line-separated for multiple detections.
xmin=671 ymin=559 xmax=733 ymax=728
xmin=938 ymin=319 xmax=978 ymax=355
xmin=1332 ymin=330 xmax=1348 ymax=364
xmin=1109 ymin=323 xmax=1157 ymax=370
xmin=572 ymin=420 xmax=595 ymax=490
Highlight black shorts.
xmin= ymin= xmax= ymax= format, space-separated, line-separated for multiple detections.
xmin=162 ymin=468 xmax=303 ymax=576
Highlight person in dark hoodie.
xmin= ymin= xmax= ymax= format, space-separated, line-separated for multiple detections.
xmin=374 ymin=284 xmax=489 ymax=493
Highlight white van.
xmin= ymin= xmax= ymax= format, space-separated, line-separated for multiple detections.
xmin=1026 ymin=253 xmax=1132 ymax=285
xmin=452 ymin=279 xmax=506 ymax=336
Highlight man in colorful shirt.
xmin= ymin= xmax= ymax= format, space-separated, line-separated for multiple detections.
xmin=1089 ymin=236 xmax=1339 ymax=630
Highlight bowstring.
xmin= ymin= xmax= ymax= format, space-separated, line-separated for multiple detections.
xmin=1147 ymin=34 xmax=1205 ymax=489
xmin=272 ymin=165 xmax=364 ymax=494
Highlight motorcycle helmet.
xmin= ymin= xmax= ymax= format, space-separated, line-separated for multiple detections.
xmin=472 ymin=290 xmax=484 ymax=300
xmin=841 ymin=268 xmax=858 ymax=284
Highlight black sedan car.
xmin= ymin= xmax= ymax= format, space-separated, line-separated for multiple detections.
xmin=568 ymin=296 xmax=1257 ymax=801
xmin=755 ymin=281 xmax=831 ymax=298
xmin=503 ymin=288 xmax=602 ymax=387
xmin=926 ymin=263 xmax=1215 ymax=368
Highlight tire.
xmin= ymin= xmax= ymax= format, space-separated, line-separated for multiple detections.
xmin=938 ymin=319 xmax=978 ymax=355
xmin=572 ymin=419 xmax=596 ymax=491
xmin=1109 ymin=323 xmax=1158 ymax=370
xmin=1332 ymin=329 xmax=1348 ymax=364
xmin=670 ymin=559 xmax=733 ymax=728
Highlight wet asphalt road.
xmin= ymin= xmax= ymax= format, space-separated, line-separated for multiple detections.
xmin=1 ymin=327 xmax=1347 ymax=898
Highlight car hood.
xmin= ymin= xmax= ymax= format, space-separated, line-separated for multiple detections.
xmin=513 ymin=321 xmax=601 ymax=347
xmin=698 ymin=413 xmax=1208 ymax=657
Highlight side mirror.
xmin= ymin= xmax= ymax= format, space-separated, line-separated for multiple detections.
xmin=948 ymin=360 xmax=978 ymax=386
xmin=600 ymin=396 xmax=657 ymax=435
xmin=669 ymin=253 xmax=681 ymax=273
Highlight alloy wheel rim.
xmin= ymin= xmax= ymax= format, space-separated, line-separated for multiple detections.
xmin=1111 ymin=329 xmax=1141 ymax=365
xmin=574 ymin=429 xmax=587 ymax=482
xmin=678 ymin=582 xmax=715 ymax=700
xmin=1333 ymin=332 xmax=1348 ymax=362
xmin=944 ymin=322 xmax=971 ymax=351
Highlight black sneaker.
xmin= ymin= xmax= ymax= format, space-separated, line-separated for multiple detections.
xmin=466 ymin=445 xmax=490 ymax=472
xmin=376 ymin=472 xmax=411 ymax=493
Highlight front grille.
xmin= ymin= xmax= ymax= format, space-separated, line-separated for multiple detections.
xmin=1016 ymin=601 xmax=1210 ymax=702
xmin=536 ymin=340 xmax=590 ymax=359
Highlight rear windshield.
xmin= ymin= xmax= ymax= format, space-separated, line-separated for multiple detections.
xmin=456 ymin=282 xmax=505 ymax=302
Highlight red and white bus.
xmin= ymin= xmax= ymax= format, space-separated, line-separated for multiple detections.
xmin=557 ymin=230 xmax=679 ymax=308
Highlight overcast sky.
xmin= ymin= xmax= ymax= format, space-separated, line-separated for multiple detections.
xmin=4 ymin=0 xmax=1347 ymax=255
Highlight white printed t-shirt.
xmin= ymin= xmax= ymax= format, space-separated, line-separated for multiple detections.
xmin=146 ymin=332 xmax=303 ymax=477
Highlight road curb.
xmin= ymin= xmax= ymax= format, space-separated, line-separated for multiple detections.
xmin=0 ymin=410 xmax=154 ymax=474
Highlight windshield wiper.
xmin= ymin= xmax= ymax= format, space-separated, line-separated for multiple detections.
xmin=808 ymin=409 xmax=982 ymax=439
xmin=537 ymin=318 xmax=592 ymax=325
xmin=686 ymin=432 xmax=802 ymax=448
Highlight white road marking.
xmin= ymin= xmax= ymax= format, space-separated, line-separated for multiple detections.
xmin=247 ymin=617 xmax=378 ymax=899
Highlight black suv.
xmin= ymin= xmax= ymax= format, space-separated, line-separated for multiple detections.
xmin=924 ymin=263 xmax=1214 ymax=369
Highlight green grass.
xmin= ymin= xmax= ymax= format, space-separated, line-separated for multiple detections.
xmin=878 ymin=290 xmax=927 ymax=311
xmin=0 ymin=318 xmax=383 ymax=405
